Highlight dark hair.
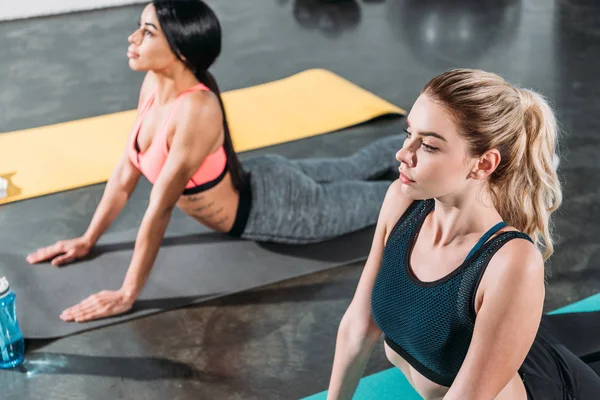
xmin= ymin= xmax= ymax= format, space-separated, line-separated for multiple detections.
xmin=153 ymin=0 xmax=246 ymax=192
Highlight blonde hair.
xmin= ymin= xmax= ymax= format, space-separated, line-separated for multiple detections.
xmin=423 ymin=69 xmax=562 ymax=260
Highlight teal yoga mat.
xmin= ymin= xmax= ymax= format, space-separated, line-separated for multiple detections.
xmin=549 ymin=293 xmax=600 ymax=315
xmin=303 ymin=293 xmax=600 ymax=400
xmin=303 ymin=367 xmax=421 ymax=400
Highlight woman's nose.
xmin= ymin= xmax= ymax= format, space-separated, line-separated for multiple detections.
xmin=128 ymin=29 xmax=141 ymax=45
xmin=396 ymin=143 xmax=414 ymax=167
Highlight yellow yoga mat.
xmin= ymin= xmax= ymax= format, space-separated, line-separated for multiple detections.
xmin=0 ymin=69 xmax=405 ymax=205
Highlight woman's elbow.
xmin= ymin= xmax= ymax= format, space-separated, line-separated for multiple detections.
xmin=337 ymin=308 xmax=381 ymax=350
xmin=147 ymin=188 xmax=179 ymax=217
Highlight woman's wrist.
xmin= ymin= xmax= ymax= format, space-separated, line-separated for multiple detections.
xmin=119 ymin=284 xmax=140 ymax=302
xmin=81 ymin=232 xmax=97 ymax=248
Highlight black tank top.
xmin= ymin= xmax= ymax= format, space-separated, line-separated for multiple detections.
xmin=371 ymin=199 xmax=533 ymax=387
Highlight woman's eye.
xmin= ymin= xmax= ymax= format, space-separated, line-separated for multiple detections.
xmin=422 ymin=144 xmax=438 ymax=152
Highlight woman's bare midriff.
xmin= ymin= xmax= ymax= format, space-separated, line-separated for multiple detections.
xmin=384 ymin=343 xmax=528 ymax=400
xmin=176 ymin=173 xmax=240 ymax=233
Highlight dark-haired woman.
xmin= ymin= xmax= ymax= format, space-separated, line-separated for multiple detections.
xmin=26 ymin=1 xmax=400 ymax=322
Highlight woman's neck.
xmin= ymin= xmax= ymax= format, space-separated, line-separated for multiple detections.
xmin=151 ymin=65 xmax=200 ymax=105
xmin=429 ymin=186 xmax=503 ymax=248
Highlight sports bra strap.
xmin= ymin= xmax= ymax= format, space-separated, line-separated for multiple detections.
xmin=138 ymin=88 xmax=157 ymax=117
xmin=161 ymin=83 xmax=211 ymax=136
xmin=464 ymin=221 xmax=508 ymax=261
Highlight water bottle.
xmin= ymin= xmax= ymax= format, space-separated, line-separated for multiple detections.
xmin=0 ymin=277 xmax=24 ymax=368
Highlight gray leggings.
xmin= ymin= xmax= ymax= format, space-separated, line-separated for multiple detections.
xmin=240 ymin=134 xmax=403 ymax=244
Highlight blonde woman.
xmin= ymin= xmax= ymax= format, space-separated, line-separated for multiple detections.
xmin=326 ymin=69 xmax=600 ymax=399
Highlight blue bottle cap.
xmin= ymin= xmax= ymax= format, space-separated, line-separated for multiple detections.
xmin=0 ymin=276 xmax=9 ymax=298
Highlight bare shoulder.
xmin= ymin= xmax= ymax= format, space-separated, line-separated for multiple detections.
xmin=180 ymin=88 xmax=220 ymax=115
xmin=169 ymin=88 xmax=223 ymax=149
xmin=489 ymin=233 xmax=543 ymax=279
xmin=480 ymin=231 xmax=545 ymax=302
xmin=380 ymin=180 xmax=415 ymax=241
xmin=175 ymin=89 xmax=222 ymax=129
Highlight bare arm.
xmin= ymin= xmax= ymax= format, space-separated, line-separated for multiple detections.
xmin=26 ymin=73 xmax=157 ymax=266
xmin=83 ymin=72 xmax=157 ymax=245
xmin=120 ymin=91 xmax=222 ymax=299
xmin=60 ymin=90 xmax=223 ymax=322
xmin=81 ymin=153 xmax=141 ymax=246
xmin=327 ymin=181 xmax=412 ymax=399
xmin=443 ymin=240 xmax=545 ymax=400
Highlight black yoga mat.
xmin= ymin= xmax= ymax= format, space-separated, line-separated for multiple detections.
xmin=1 ymin=217 xmax=374 ymax=339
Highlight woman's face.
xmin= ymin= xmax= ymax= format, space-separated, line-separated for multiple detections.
xmin=396 ymin=94 xmax=479 ymax=200
xmin=127 ymin=4 xmax=178 ymax=72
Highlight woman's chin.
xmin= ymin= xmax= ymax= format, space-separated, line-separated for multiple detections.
xmin=400 ymin=184 xmax=426 ymax=200
xmin=127 ymin=59 xmax=145 ymax=71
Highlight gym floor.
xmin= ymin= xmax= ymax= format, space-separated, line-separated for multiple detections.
xmin=1 ymin=0 xmax=599 ymax=398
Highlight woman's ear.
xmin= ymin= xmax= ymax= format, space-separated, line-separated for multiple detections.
xmin=470 ymin=149 xmax=501 ymax=180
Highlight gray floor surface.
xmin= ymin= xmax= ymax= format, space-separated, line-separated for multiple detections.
xmin=0 ymin=0 xmax=599 ymax=398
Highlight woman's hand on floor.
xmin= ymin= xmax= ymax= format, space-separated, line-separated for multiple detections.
xmin=60 ymin=289 xmax=135 ymax=322
xmin=26 ymin=237 xmax=93 ymax=267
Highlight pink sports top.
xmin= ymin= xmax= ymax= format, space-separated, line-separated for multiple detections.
xmin=127 ymin=83 xmax=228 ymax=195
